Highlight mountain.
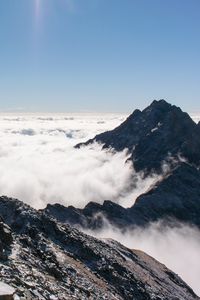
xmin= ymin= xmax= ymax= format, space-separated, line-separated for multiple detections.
xmin=0 ymin=196 xmax=198 ymax=300
xmin=76 ymin=100 xmax=200 ymax=174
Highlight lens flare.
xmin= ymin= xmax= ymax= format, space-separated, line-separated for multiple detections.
xmin=35 ymin=0 xmax=41 ymax=24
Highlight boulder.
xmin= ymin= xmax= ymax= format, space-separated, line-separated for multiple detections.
xmin=0 ymin=282 xmax=15 ymax=300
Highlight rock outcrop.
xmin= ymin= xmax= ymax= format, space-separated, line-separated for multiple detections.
xmin=0 ymin=196 xmax=198 ymax=299
xmin=0 ymin=282 xmax=15 ymax=300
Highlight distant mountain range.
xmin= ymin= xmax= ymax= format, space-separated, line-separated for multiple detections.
xmin=0 ymin=99 xmax=200 ymax=299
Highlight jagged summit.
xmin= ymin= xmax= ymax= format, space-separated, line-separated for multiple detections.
xmin=148 ymin=99 xmax=173 ymax=109
xmin=76 ymin=99 xmax=200 ymax=173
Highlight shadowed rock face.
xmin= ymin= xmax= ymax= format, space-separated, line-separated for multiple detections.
xmin=129 ymin=163 xmax=200 ymax=226
xmin=76 ymin=100 xmax=200 ymax=174
xmin=0 ymin=196 xmax=198 ymax=300
xmin=0 ymin=219 xmax=13 ymax=260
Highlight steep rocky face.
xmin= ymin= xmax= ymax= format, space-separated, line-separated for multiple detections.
xmin=128 ymin=163 xmax=200 ymax=226
xmin=0 ymin=196 xmax=198 ymax=300
xmin=44 ymin=163 xmax=200 ymax=230
xmin=76 ymin=100 xmax=200 ymax=173
xmin=0 ymin=220 xmax=13 ymax=260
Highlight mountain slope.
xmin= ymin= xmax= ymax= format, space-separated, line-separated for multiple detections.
xmin=76 ymin=100 xmax=200 ymax=173
xmin=0 ymin=196 xmax=199 ymax=300
xmin=129 ymin=162 xmax=200 ymax=226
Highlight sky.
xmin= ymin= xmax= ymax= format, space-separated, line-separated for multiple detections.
xmin=0 ymin=0 xmax=200 ymax=112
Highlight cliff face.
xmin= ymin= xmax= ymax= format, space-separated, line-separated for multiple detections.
xmin=76 ymin=100 xmax=200 ymax=174
xmin=0 ymin=196 xmax=199 ymax=300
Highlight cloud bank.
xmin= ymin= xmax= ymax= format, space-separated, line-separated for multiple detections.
xmin=0 ymin=112 xmax=154 ymax=209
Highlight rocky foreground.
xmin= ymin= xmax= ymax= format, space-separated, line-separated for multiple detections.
xmin=0 ymin=196 xmax=199 ymax=300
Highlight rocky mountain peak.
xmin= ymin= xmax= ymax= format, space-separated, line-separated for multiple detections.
xmin=144 ymin=99 xmax=173 ymax=113
xmin=77 ymin=100 xmax=200 ymax=173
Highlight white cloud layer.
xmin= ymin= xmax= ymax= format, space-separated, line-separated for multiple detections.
xmin=0 ymin=112 xmax=156 ymax=209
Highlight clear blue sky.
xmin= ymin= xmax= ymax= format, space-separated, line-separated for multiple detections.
xmin=0 ymin=0 xmax=200 ymax=112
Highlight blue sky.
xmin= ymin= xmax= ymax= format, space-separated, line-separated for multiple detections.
xmin=0 ymin=0 xmax=200 ymax=112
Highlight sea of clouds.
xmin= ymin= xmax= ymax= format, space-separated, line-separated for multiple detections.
xmin=0 ymin=112 xmax=126 ymax=208
xmin=0 ymin=111 xmax=200 ymax=295
xmin=0 ymin=112 xmax=157 ymax=209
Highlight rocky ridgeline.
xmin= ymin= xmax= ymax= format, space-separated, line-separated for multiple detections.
xmin=0 ymin=196 xmax=199 ymax=300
